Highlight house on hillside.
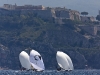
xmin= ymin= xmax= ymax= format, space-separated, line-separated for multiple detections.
xmin=3 ymin=4 xmax=16 ymax=10
xmin=55 ymin=7 xmax=80 ymax=21
xmin=54 ymin=7 xmax=81 ymax=24
xmin=3 ymin=4 xmax=45 ymax=10
xmin=80 ymin=16 xmax=96 ymax=22
xmin=15 ymin=5 xmax=45 ymax=10
xmin=2 ymin=4 xmax=82 ymax=24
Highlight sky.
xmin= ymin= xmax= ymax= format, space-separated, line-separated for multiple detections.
xmin=0 ymin=0 xmax=100 ymax=17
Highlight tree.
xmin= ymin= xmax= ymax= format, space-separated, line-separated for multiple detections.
xmin=81 ymin=12 xmax=88 ymax=16
xmin=62 ymin=19 xmax=75 ymax=30
xmin=96 ymin=15 xmax=100 ymax=21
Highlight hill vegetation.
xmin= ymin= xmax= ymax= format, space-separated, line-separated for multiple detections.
xmin=0 ymin=12 xmax=100 ymax=70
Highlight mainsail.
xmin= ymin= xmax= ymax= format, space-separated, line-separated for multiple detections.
xmin=64 ymin=52 xmax=74 ymax=70
xmin=56 ymin=51 xmax=74 ymax=71
xmin=19 ymin=51 xmax=31 ymax=70
xmin=30 ymin=49 xmax=45 ymax=71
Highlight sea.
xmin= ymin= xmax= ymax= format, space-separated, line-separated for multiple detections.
xmin=0 ymin=70 xmax=100 ymax=75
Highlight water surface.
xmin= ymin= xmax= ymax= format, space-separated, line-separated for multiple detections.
xmin=0 ymin=70 xmax=100 ymax=75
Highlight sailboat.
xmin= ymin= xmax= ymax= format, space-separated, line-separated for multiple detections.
xmin=19 ymin=51 xmax=31 ymax=70
xmin=56 ymin=51 xmax=74 ymax=71
xmin=29 ymin=49 xmax=45 ymax=71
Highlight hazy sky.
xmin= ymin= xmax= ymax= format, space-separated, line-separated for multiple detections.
xmin=0 ymin=0 xmax=99 ymax=17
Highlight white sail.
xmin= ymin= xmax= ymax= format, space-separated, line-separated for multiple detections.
xmin=64 ymin=52 xmax=74 ymax=70
xmin=56 ymin=51 xmax=74 ymax=71
xmin=30 ymin=49 xmax=45 ymax=71
xmin=19 ymin=51 xmax=31 ymax=70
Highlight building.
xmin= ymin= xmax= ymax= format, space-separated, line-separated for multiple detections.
xmin=3 ymin=4 xmax=45 ymax=10
xmin=55 ymin=7 xmax=80 ymax=21
xmin=15 ymin=5 xmax=45 ymax=10
xmin=2 ymin=4 xmax=81 ymax=23
xmin=3 ymin=4 xmax=16 ymax=10
xmin=80 ymin=16 xmax=96 ymax=22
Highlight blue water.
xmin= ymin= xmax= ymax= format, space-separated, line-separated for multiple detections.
xmin=0 ymin=70 xmax=100 ymax=75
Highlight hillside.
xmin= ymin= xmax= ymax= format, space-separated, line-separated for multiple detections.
xmin=0 ymin=12 xmax=100 ymax=70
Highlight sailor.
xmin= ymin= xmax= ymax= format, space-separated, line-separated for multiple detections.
xmin=19 ymin=63 xmax=26 ymax=71
xmin=31 ymin=64 xmax=37 ymax=71
xmin=56 ymin=66 xmax=61 ymax=71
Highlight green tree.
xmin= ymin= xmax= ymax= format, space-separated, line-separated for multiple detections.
xmin=81 ymin=12 xmax=88 ymax=16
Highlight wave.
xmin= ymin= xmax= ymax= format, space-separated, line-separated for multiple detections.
xmin=0 ymin=70 xmax=100 ymax=75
